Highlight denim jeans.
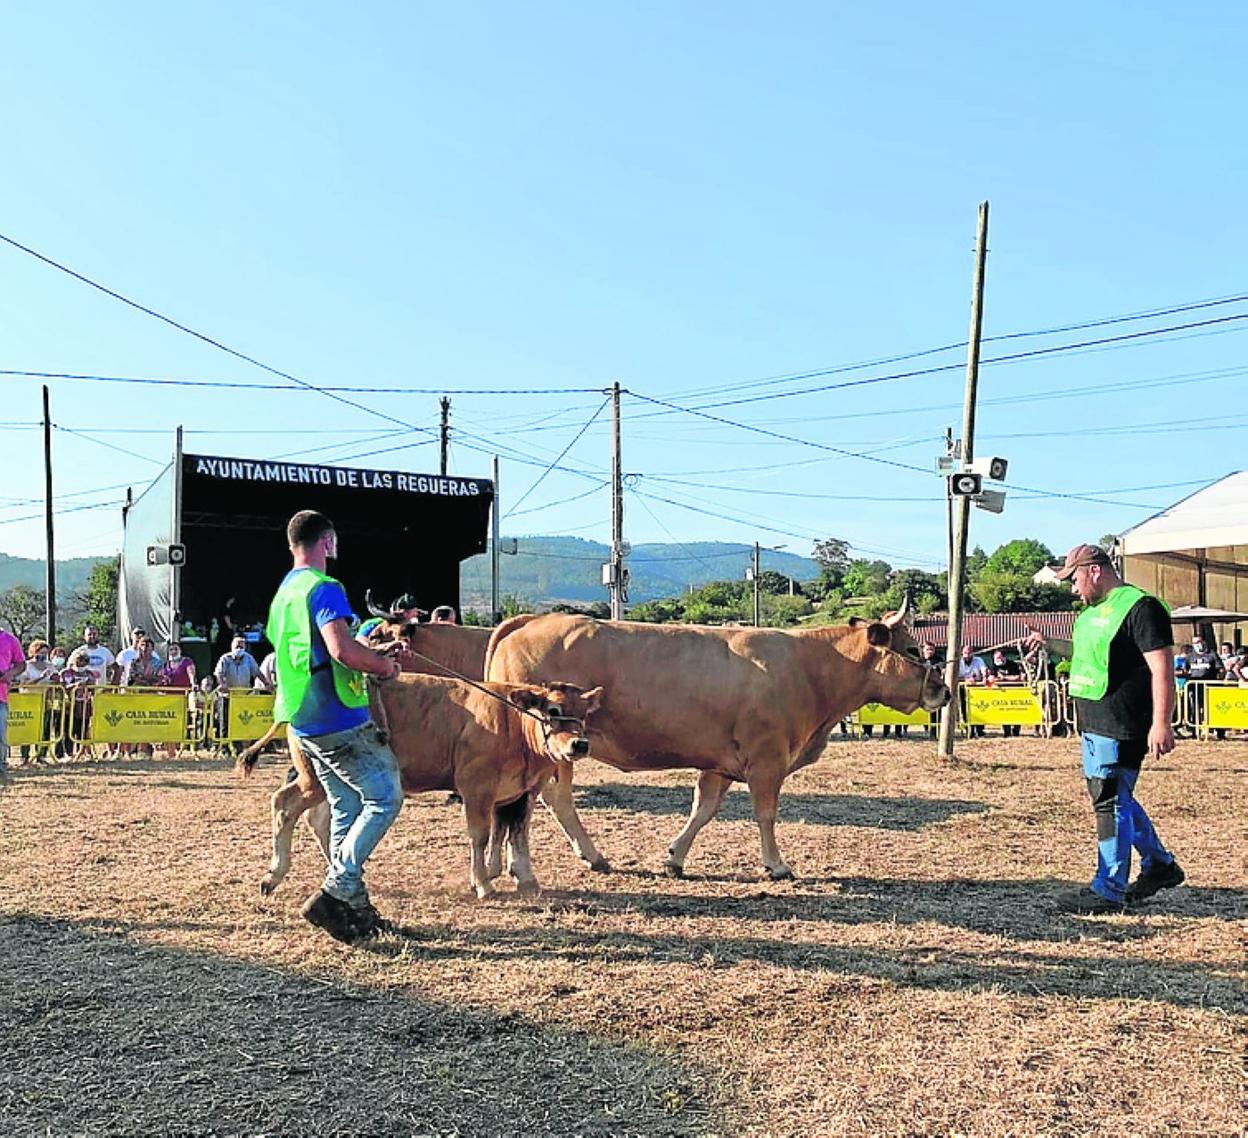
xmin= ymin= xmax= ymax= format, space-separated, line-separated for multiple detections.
xmin=298 ymin=721 xmax=403 ymax=906
xmin=1081 ymin=732 xmax=1173 ymax=902
xmin=0 ymin=700 xmax=9 ymax=769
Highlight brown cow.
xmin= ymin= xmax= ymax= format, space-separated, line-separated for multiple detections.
xmin=485 ymin=608 xmax=949 ymax=880
xmin=249 ymin=674 xmax=602 ymax=900
xmin=364 ymin=619 xmax=492 ymax=681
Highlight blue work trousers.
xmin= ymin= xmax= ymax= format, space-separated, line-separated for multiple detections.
xmin=298 ymin=721 xmax=403 ymax=906
xmin=1081 ymin=733 xmax=1172 ymax=902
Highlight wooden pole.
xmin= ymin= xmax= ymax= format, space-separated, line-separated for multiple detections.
xmin=609 ymin=382 xmax=625 ymax=620
xmin=753 ymin=541 xmax=761 ymax=627
xmin=938 ymin=201 xmax=990 ymax=759
xmin=42 ymin=386 xmax=56 ymax=646
xmin=440 ymin=397 xmax=450 ymax=475
xmin=491 ymin=456 xmax=501 ymax=623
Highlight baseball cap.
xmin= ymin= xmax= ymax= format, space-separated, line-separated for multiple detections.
xmin=1053 ymin=543 xmax=1112 ymax=581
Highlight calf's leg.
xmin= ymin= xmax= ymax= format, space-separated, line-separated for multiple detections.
xmin=666 ymin=770 xmax=732 ymax=877
xmin=261 ymin=777 xmax=327 ymax=896
xmin=499 ymin=794 xmax=539 ymax=897
xmin=539 ymin=760 xmax=610 ymax=872
xmin=462 ymin=790 xmax=498 ymax=899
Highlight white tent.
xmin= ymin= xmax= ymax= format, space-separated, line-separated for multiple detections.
xmin=1119 ymin=472 xmax=1248 ymax=640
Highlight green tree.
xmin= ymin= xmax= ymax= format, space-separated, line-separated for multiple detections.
xmin=63 ymin=556 xmax=120 ymax=645
xmin=843 ymin=558 xmax=892 ymax=597
xmin=812 ymin=538 xmax=851 ymax=588
xmin=970 ymin=570 xmax=1078 ymax=614
xmin=983 ymin=539 xmax=1054 ymax=578
xmin=965 ymin=545 xmax=988 ymax=582
xmin=0 ymin=584 xmax=47 ymax=641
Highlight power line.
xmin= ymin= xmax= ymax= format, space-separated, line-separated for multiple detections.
xmin=503 ymin=397 xmax=611 ymax=519
xmin=664 ymin=290 xmax=1248 ymax=402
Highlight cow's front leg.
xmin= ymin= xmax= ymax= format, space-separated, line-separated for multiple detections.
xmin=503 ymin=795 xmax=540 ymax=897
xmin=747 ymin=769 xmax=792 ymax=880
xmin=665 ymin=770 xmax=732 ymax=876
xmin=261 ymin=778 xmax=326 ymax=896
xmin=538 ymin=761 xmax=609 ymax=872
xmin=485 ymin=812 xmax=506 ymax=881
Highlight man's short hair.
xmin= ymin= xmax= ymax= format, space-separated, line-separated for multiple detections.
xmin=287 ymin=510 xmax=335 ymax=548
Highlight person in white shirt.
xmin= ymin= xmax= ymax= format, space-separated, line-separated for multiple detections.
xmin=115 ymin=627 xmax=160 ymax=683
xmin=71 ymin=626 xmax=116 ymax=684
xmin=957 ymin=644 xmax=989 ymax=737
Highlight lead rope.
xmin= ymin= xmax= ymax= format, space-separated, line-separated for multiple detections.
xmin=368 ymin=645 xmax=578 ymax=734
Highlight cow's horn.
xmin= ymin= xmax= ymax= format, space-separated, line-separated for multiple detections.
xmin=884 ymin=592 xmax=912 ymax=628
xmin=364 ymin=589 xmax=390 ymax=619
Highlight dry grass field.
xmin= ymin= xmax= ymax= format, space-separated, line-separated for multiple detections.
xmin=1 ymin=735 xmax=1244 ymax=1137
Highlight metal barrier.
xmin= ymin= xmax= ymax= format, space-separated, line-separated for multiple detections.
xmin=63 ymin=686 xmax=204 ymax=752
xmin=208 ymin=690 xmax=277 ymax=745
xmin=963 ymin=682 xmax=1056 ymax=734
xmin=1182 ymin=680 xmax=1248 ymax=737
xmin=7 ymin=686 xmax=66 ymax=754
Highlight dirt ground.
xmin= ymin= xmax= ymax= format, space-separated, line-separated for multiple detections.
xmin=1 ymin=735 xmax=1244 ymax=1137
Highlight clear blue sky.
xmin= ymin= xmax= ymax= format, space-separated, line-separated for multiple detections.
xmin=3 ymin=2 xmax=1246 ymax=576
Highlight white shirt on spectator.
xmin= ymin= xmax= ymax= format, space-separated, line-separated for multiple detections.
xmin=72 ymin=643 xmax=115 ymax=683
xmin=958 ymin=655 xmax=988 ymax=683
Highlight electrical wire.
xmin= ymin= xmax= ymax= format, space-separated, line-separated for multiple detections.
xmin=503 ymin=397 xmax=611 ymax=519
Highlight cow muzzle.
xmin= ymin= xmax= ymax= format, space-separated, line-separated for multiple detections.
xmin=571 ymin=738 xmax=590 ymax=756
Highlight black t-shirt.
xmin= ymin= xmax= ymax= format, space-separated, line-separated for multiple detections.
xmin=989 ymin=658 xmax=1022 ymax=680
xmin=1074 ymin=595 xmax=1173 ymax=745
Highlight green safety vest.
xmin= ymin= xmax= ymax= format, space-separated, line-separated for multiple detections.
xmin=268 ymin=568 xmax=369 ymax=725
xmin=1067 ymin=585 xmax=1159 ymax=700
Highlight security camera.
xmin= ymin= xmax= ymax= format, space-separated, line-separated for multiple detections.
xmin=966 ymin=456 xmax=1008 ymax=481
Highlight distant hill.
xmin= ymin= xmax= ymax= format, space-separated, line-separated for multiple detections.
xmin=460 ymin=537 xmax=818 ymax=608
xmin=0 ymin=553 xmax=110 ymax=597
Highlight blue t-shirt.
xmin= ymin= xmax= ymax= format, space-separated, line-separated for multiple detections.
xmin=281 ymin=569 xmax=370 ymax=738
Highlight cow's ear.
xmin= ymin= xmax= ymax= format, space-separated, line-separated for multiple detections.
xmin=581 ymin=686 xmax=604 ymax=715
xmin=848 ymin=617 xmax=867 ymax=628
xmin=864 ymin=622 xmax=892 ymax=648
xmin=509 ymin=688 xmax=544 ymax=711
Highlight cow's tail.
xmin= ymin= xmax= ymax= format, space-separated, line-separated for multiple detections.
xmin=235 ymin=721 xmax=287 ymax=778
xmin=483 ymin=612 xmax=543 ymax=678
xmin=493 ymin=794 xmax=533 ymax=845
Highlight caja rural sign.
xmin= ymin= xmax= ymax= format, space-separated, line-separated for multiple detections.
xmin=89 ymin=692 xmax=188 ymax=744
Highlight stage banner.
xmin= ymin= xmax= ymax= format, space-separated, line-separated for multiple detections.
xmin=1206 ymin=686 xmax=1248 ymax=730
xmin=90 ymin=690 xmax=188 ymax=744
xmin=965 ymin=685 xmax=1044 ymax=727
xmin=224 ymin=692 xmax=275 ymax=741
xmin=856 ymin=702 xmax=933 ymax=727
xmin=6 ymin=690 xmax=48 ymax=746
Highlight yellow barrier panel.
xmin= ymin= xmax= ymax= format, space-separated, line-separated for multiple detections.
xmin=965 ymin=685 xmax=1044 ymax=727
xmin=1204 ymin=685 xmax=1248 ymax=731
xmin=86 ymin=689 xmax=189 ymax=744
xmin=219 ymin=691 xmax=276 ymax=742
xmin=855 ymin=702 xmax=933 ymax=727
xmin=7 ymin=690 xmax=49 ymax=746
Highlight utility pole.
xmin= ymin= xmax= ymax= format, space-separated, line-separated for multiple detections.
xmin=491 ymin=456 xmax=501 ymax=623
xmin=609 ymin=382 xmax=625 ymax=620
xmin=944 ymin=426 xmax=955 ymax=571
xmin=939 ymin=201 xmax=990 ymax=759
xmin=439 ymin=397 xmax=451 ymax=476
xmin=42 ymin=386 xmax=56 ymax=646
xmin=753 ymin=541 xmax=761 ymax=627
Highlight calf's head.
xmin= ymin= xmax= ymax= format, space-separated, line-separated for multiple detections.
xmin=510 ymin=682 xmax=604 ymax=762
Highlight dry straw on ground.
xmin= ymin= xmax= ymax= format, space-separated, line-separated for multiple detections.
xmin=1 ymin=735 xmax=1244 ymax=1136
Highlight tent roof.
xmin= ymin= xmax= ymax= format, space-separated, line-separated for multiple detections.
xmin=1169 ymin=604 xmax=1248 ymax=623
xmin=1119 ymin=471 xmax=1248 ymax=555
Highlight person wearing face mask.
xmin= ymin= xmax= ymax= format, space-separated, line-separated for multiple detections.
xmin=267 ymin=509 xmax=403 ymax=943
xmin=1025 ymin=544 xmax=1184 ymax=914
xmin=158 ymin=642 xmax=197 ymax=757
xmin=213 ymin=636 xmax=263 ymax=755
xmin=1183 ymin=634 xmax=1225 ymax=740
xmin=21 ymin=640 xmax=56 ymax=684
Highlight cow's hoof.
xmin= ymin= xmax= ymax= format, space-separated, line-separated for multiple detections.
xmin=474 ymin=886 xmax=497 ymax=901
xmin=765 ymin=865 xmax=794 ymax=881
xmin=587 ymin=857 xmax=611 ymax=873
xmin=259 ymin=878 xmax=277 ymax=897
xmin=664 ymin=862 xmax=685 ymax=879
xmin=516 ymin=880 xmax=541 ymax=899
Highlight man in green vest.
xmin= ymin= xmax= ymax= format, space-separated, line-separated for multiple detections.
xmin=269 ymin=509 xmax=404 ymax=943
xmin=1026 ymin=543 xmax=1184 ymax=914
